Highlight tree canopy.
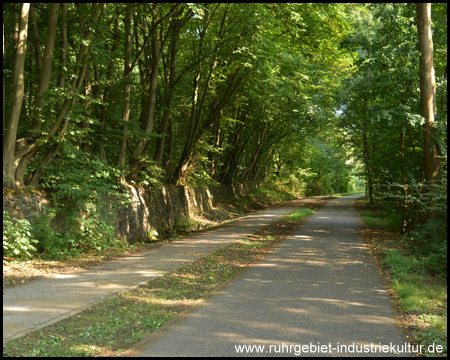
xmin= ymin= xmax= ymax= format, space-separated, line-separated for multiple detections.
xmin=3 ymin=3 xmax=358 ymax=189
xmin=3 ymin=3 xmax=447 ymax=243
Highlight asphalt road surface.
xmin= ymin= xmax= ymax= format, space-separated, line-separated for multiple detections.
xmin=3 ymin=204 xmax=298 ymax=344
xmin=125 ymin=195 xmax=409 ymax=357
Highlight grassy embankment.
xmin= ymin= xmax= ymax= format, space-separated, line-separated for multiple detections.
xmin=357 ymin=198 xmax=447 ymax=357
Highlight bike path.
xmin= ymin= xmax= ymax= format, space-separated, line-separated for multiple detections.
xmin=3 ymin=205 xmax=299 ymax=344
xmin=124 ymin=195 xmax=409 ymax=357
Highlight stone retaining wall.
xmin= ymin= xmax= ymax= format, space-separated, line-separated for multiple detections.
xmin=3 ymin=190 xmax=49 ymax=221
xmin=3 ymin=183 xmax=259 ymax=243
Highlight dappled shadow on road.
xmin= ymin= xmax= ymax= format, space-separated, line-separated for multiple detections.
xmin=142 ymin=229 xmax=408 ymax=355
xmin=133 ymin=196 xmax=408 ymax=357
xmin=3 ymin=205 xmax=299 ymax=343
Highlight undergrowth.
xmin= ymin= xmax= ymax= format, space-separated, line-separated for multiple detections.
xmin=358 ymin=198 xmax=447 ymax=357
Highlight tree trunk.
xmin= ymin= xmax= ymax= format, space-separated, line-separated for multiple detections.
xmin=170 ymin=51 xmax=203 ymax=184
xmin=57 ymin=3 xmax=68 ymax=90
xmin=14 ymin=3 xmax=102 ymax=186
xmin=169 ymin=10 xmax=211 ymax=185
xmin=130 ymin=5 xmax=161 ymax=176
xmin=31 ymin=3 xmax=60 ymax=134
xmin=400 ymin=122 xmax=409 ymax=234
xmin=363 ymin=126 xmax=375 ymax=206
xmin=3 ymin=21 xmax=5 ymax=139
xmin=29 ymin=4 xmax=42 ymax=77
xmin=416 ymin=3 xmax=440 ymax=183
xmin=154 ymin=16 xmax=187 ymax=165
xmin=118 ymin=4 xmax=133 ymax=172
xmin=3 ymin=3 xmax=30 ymax=188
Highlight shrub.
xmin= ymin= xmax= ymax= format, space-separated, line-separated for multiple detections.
xmin=3 ymin=211 xmax=38 ymax=261
xmin=37 ymin=142 xmax=130 ymax=257
xmin=32 ymin=205 xmax=62 ymax=258
xmin=409 ymin=218 xmax=447 ymax=278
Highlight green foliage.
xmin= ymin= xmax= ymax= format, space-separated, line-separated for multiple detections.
xmin=131 ymin=158 xmax=166 ymax=188
xmin=36 ymin=143 xmax=129 ymax=257
xmin=360 ymin=208 xmax=402 ymax=232
xmin=4 ymin=3 xmax=356 ymax=189
xmin=417 ymin=327 xmax=447 ymax=357
xmin=32 ymin=205 xmax=61 ymax=257
xmin=408 ymin=219 xmax=447 ymax=278
xmin=173 ymin=218 xmax=200 ymax=234
xmin=384 ymin=250 xmax=424 ymax=281
xmin=338 ymin=3 xmax=447 ymax=280
xmin=361 ymin=201 xmax=446 ymax=279
xmin=245 ymin=181 xmax=297 ymax=207
xmin=282 ymin=208 xmax=314 ymax=222
xmin=185 ymin=142 xmax=221 ymax=187
xmin=384 ymin=171 xmax=447 ymax=277
xmin=3 ymin=211 xmax=39 ymax=261
xmin=146 ymin=227 xmax=159 ymax=241
xmin=71 ymin=203 xmax=117 ymax=251
xmin=3 ymin=3 xmax=446 ymax=274
xmin=41 ymin=143 xmax=127 ymax=205
xmin=361 ymin=198 xmax=447 ymax=357
xmin=299 ymin=138 xmax=355 ymax=196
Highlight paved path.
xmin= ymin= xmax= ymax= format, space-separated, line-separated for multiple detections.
xmin=3 ymin=205 xmax=298 ymax=344
xmin=124 ymin=195 xmax=409 ymax=357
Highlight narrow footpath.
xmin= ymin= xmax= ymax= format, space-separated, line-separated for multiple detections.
xmin=3 ymin=204 xmax=298 ymax=344
xmin=124 ymin=195 xmax=409 ymax=357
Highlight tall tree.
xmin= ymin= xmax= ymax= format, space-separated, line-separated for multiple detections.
xmin=129 ymin=4 xmax=180 ymax=178
xmin=30 ymin=3 xmax=60 ymax=134
xmin=153 ymin=7 xmax=193 ymax=167
xmin=117 ymin=4 xmax=133 ymax=172
xmin=416 ymin=3 xmax=441 ymax=183
xmin=14 ymin=3 xmax=103 ymax=187
xmin=3 ymin=3 xmax=30 ymax=188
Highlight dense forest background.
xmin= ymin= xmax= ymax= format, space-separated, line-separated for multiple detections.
xmin=4 ymin=3 xmax=363 ymax=190
xmin=3 ymin=4 xmax=447 ymax=272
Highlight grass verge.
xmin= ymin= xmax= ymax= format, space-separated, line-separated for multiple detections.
xmin=3 ymin=201 xmax=324 ymax=357
xmin=357 ymin=199 xmax=447 ymax=357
